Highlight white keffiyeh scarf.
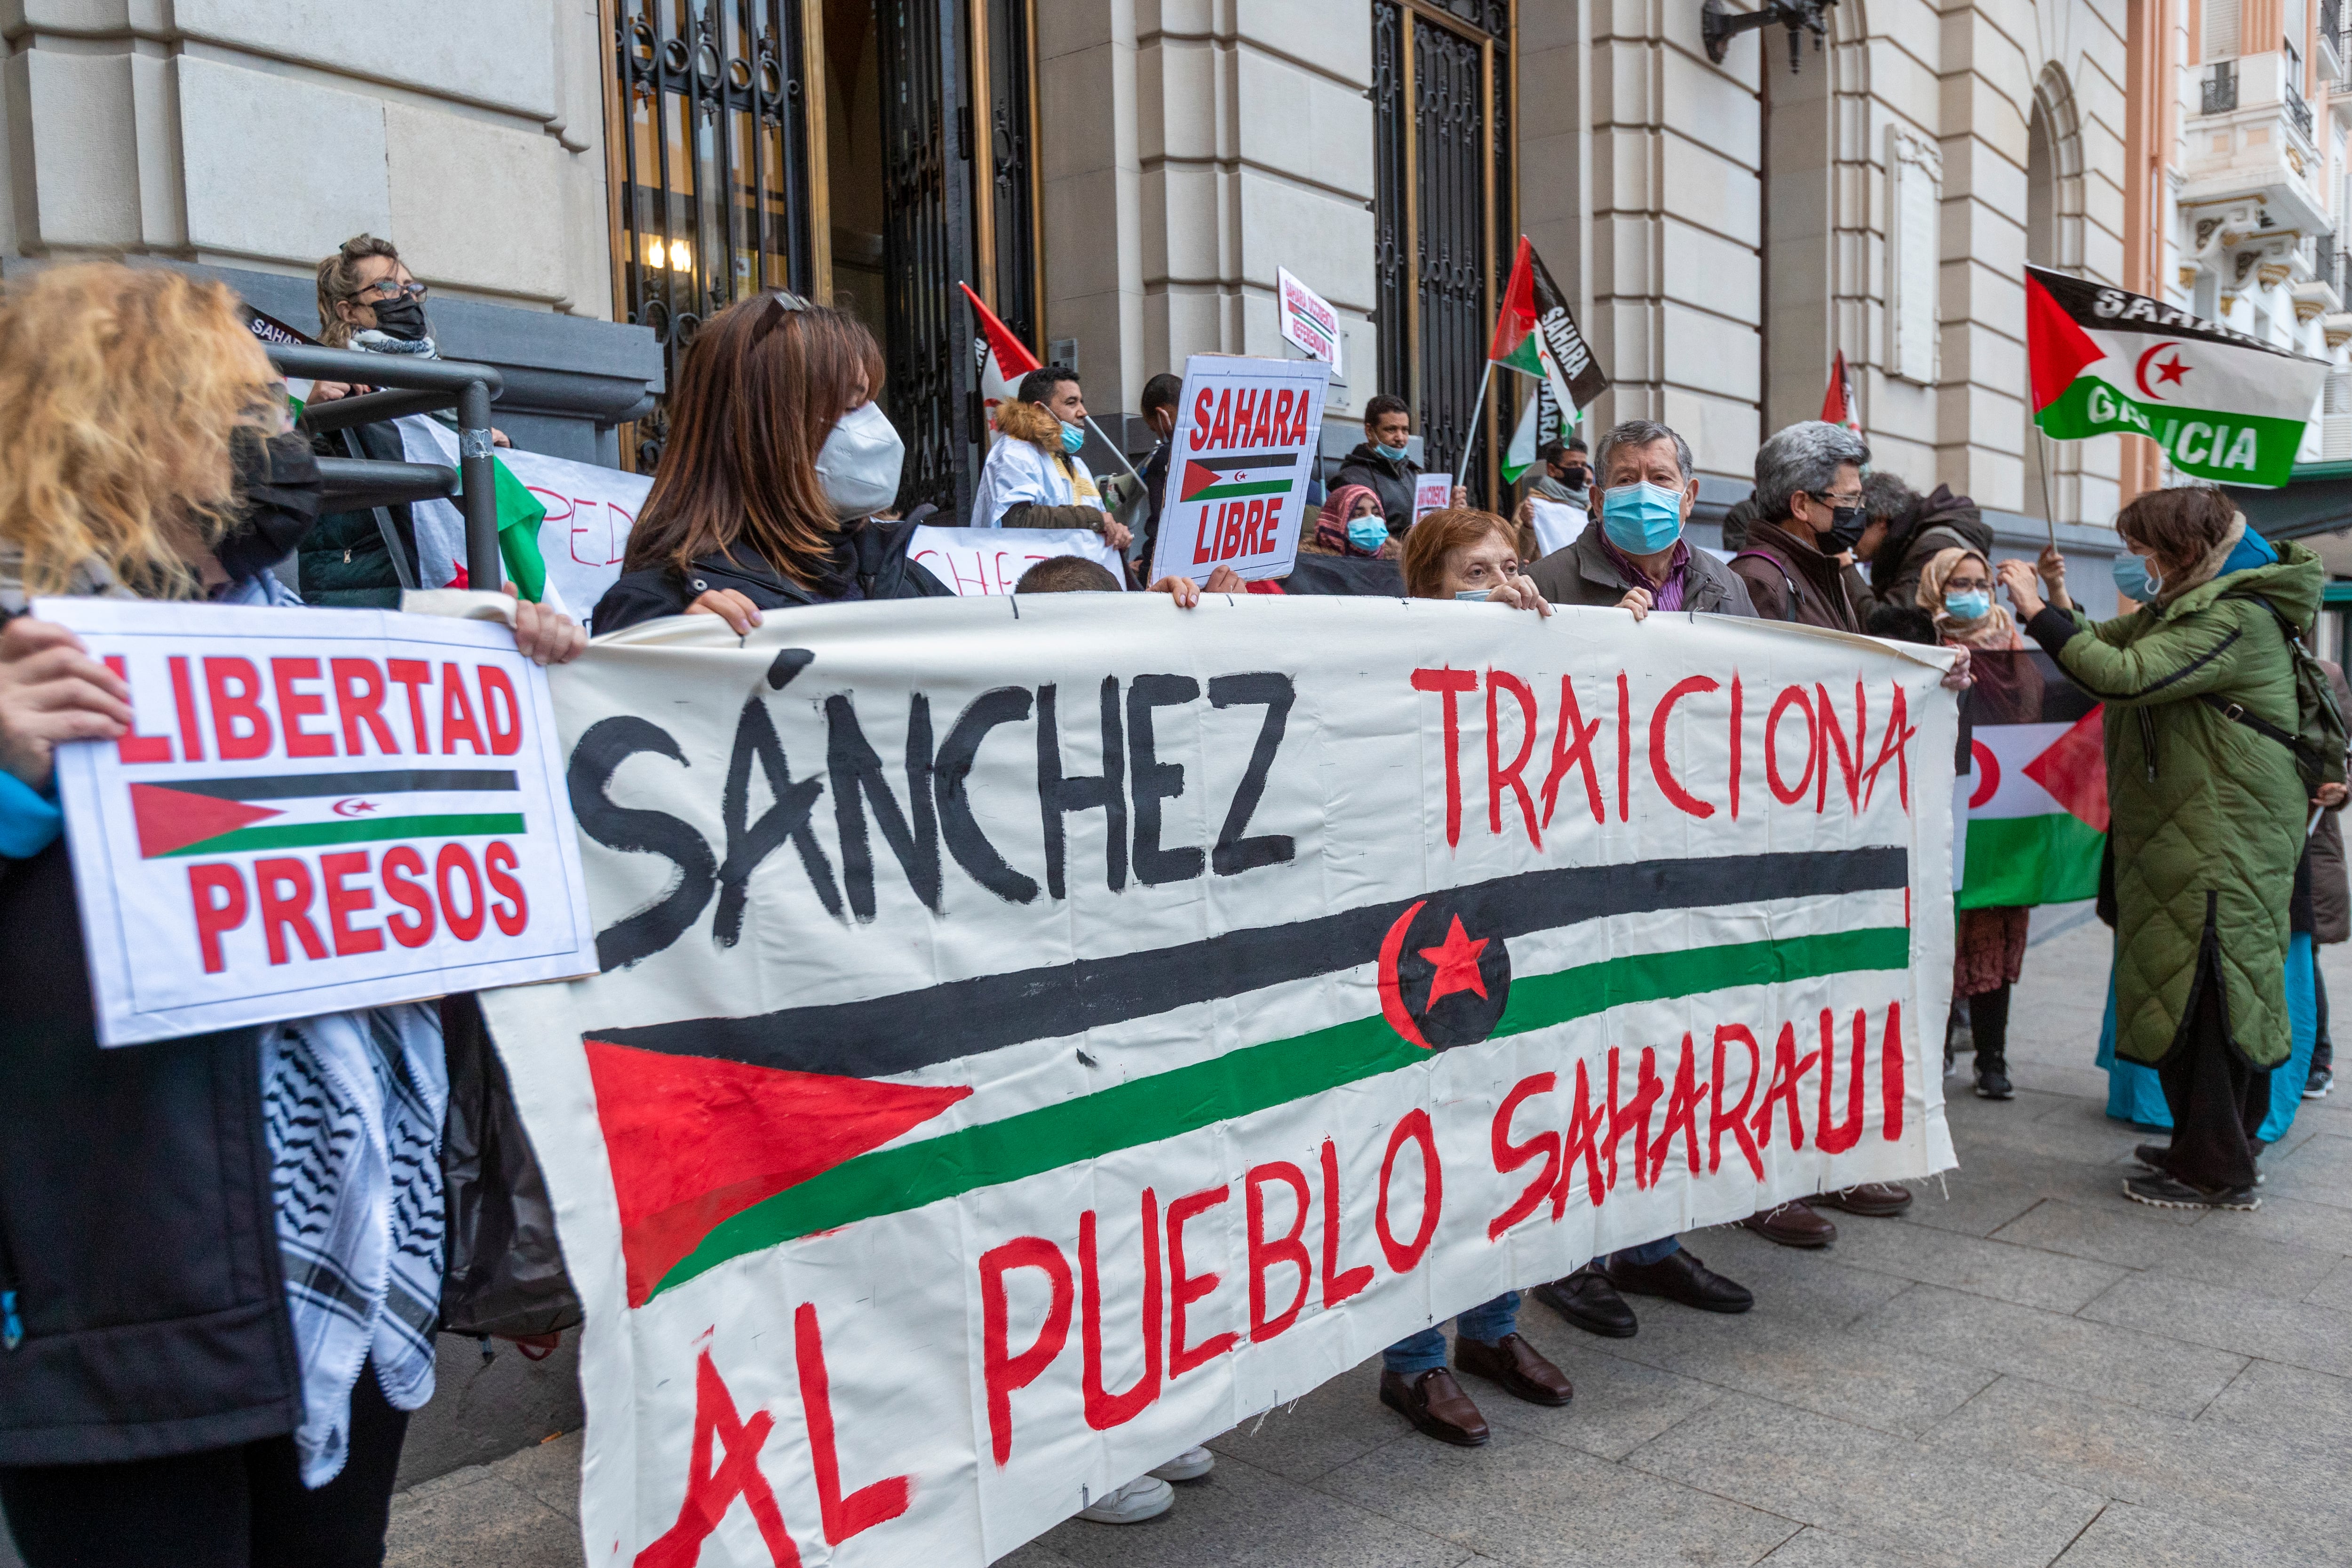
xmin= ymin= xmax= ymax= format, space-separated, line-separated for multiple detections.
xmin=261 ymin=1003 xmax=448 ymax=1487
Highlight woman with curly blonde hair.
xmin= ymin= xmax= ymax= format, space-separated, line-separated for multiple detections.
xmin=0 ymin=265 xmax=581 ymax=1568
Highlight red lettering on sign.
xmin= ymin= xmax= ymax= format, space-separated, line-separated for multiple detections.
xmin=1166 ymin=1183 xmax=1235 ymax=1377
xmin=1817 ymin=682 xmax=1862 ymax=815
xmin=188 ymin=863 xmax=246 ymax=973
xmin=271 ymin=658 xmax=334 ymax=758
xmin=979 ymin=1235 xmax=1073 ymax=1467
xmin=1375 ymin=1109 xmax=1441 ymax=1273
xmin=254 ymin=857 xmax=325 ymax=964
xmin=104 ymin=656 xmax=172 ymax=763
xmin=1556 ymin=1057 xmax=1607 ymax=1215
xmin=1487 ymin=1073 xmax=1559 ymax=1241
xmin=1410 ymin=667 xmax=1478 ymax=848
xmin=1318 ymin=1138 xmax=1373 ymax=1308
xmin=1253 ymin=390 xmax=1277 ymax=447
xmin=331 ymin=659 xmax=398 ymax=756
xmin=1188 ymin=388 xmax=1215 ymax=448
xmin=1709 ymin=1024 xmax=1764 ymax=1178
xmin=1881 ymin=1001 xmax=1905 ymax=1142
xmin=382 ymin=846 xmax=435 ymax=947
xmin=169 ymin=656 xmax=205 ymax=762
xmin=1863 ymin=684 xmax=1914 ymax=811
xmin=1728 ymin=674 xmax=1744 ymax=820
xmin=1816 ymin=1007 xmax=1867 ymax=1155
xmin=1647 ymin=1032 xmax=1708 ymax=1186
xmin=440 ymin=662 xmax=486 ymax=756
xmin=485 ymin=840 xmax=529 ymax=936
xmin=1487 ymin=669 xmax=1541 ymax=848
xmin=1750 ymin=1020 xmax=1815 ymax=1152
xmin=794 ymin=1303 xmax=911 ymax=1545
xmin=1192 ymin=505 xmax=1214 ymax=565
xmin=1245 ymin=1162 xmax=1312 ymax=1343
xmin=1272 ymin=389 xmax=1295 ymax=439
xmin=479 ymin=666 xmax=523 ymax=756
xmin=1650 ymin=676 xmax=1719 ymax=819
xmin=386 ymin=659 xmax=433 ymax=753
xmin=320 ymin=851 xmax=383 ymax=956
xmin=1208 ymin=389 xmax=1232 ymax=448
xmin=204 ymin=657 xmax=273 ymax=761
xmin=1080 ymin=1189 xmax=1161 ymax=1430
xmin=1217 ymin=503 xmax=1244 ymax=561
xmin=1540 ymin=676 xmax=1604 ymax=828
xmin=437 ymin=844 xmax=485 ymax=941
xmin=1231 ymin=390 xmax=1256 ymax=446
xmin=635 ymin=1348 xmax=801 ymax=1568
xmin=1605 ymin=1045 xmax=1663 ymax=1192
xmin=1766 ymin=686 xmax=1816 ymax=804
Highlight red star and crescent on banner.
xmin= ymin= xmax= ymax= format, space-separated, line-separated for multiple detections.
xmin=1418 ymin=915 xmax=1491 ymax=1006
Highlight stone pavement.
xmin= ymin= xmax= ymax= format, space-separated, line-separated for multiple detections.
xmin=359 ymin=914 xmax=2352 ymax=1566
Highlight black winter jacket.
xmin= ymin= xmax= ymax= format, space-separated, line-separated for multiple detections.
xmin=1331 ymin=442 xmax=1424 ymax=537
xmin=0 ymin=842 xmax=302 ymax=1465
xmin=591 ymin=519 xmax=953 ymax=634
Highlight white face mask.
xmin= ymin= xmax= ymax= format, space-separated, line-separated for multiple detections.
xmin=815 ymin=400 xmax=905 ymax=520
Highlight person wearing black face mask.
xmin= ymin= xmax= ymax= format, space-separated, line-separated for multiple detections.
xmin=1727 ymin=420 xmax=1874 ymax=633
xmin=1529 ymin=437 xmax=1590 ymax=503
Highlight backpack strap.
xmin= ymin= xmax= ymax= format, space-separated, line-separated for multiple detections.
xmin=1730 ymin=549 xmax=1801 ymax=622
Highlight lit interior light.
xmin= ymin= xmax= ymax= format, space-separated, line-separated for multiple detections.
xmin=670 ymin=241 xmax=692 ymax=272
xmin=646 ymin=238 xmax=667 ymax=268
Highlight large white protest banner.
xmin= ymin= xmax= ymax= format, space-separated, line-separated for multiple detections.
xmin=908 ymin=526 xmax=1127 ymax=594
xmin=1144 ymin=355 xmax=1329 ymax=586
xmin=400 ymin=418 xmax=652 ymax=625
xmin=41 ymin=599 xmax=596 ymax=1045
xmin=483 ymin=597 xmax=1957 ymax=1566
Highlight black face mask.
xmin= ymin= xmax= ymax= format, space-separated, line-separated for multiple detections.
xmin=215 ymin=427 xmax=326 ymax=580
xmin=368 ymin=292 xmax=428 ymax=342
xmin=1823 ymin=502 xmax=1868 ymax=554
xmin=1557 ymin=463 xmax=1589 ymax=489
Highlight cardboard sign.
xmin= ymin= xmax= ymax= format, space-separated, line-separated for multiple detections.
xmin=1146 ymin=355 xmax=1330 ymax=585
xmin=41 ymin=599 xmax=596 ymax=1045
xmin=1528 ymin=496 xmax=1586 ymax=557
xmin=484 ymin=595 xmax=1960 ymax=1567
xmin=1413 ymin=473 xmax=1454 ymax=524
xmin=1277 ymin=266 xmax=1343 ymax=372
xmin=909 ymin=526 xmax=1128 ymax=594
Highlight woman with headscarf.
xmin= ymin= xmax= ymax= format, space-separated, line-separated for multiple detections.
xmin=1923 ymin=547 xmax=2034 ymax=1100
xmin=1303 ymin=482 xmax=1396 ymax=558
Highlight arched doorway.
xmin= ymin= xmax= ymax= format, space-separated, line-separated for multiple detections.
xmin=2025 ymin=66 xmax=2087 ymax=523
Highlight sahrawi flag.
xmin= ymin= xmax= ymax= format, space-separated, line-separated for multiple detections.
xmin=1490 ymin=236 xmax=1609 ymax=422
xmin=2027 ymin=263 xmax=2328 ymax=487
xmin=958 ymin=281 xmax=1042 ymax=428
xmin=1502 ymin=380 xmax=1565 ymax=484
xmin=1960 ymin=648 xmax=2106 ymax=908
xmin=1821 ymin=349 xmax=1861 ymax=435
xmin=126 ymin=766 xmax=527 ymax=862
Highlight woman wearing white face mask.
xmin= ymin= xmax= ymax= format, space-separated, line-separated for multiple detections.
xmin=592 ymin=293 xmax=951 ymax=634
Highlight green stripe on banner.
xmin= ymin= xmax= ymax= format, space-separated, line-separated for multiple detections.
xmin=651 ymin=924 xmax=1911 ymax=1298
xmin=160 ymin=812 xmax=529 ymax=857
xmin=1957 ymin=812 xmax=2105 ymax=909
xmin=2034 ymin=376 xmax=2307 ymax=487
xmin=1192 ymin=480 xmax=1294 ymax=501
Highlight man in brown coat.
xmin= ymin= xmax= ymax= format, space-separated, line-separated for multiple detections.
xmin=1729 ymin=420 xmax=1873 ymax=630
xmin=1525 ymin=419 xmax=1758 ymax=617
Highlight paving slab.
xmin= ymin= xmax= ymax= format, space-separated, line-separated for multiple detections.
xmin=2303 ymin=1254 xmax=2352 ymax=1313
xmin=1758 ymin=1526 xmax=1955 ymax=1567
xmin=1989 ymin=1197 xmax=2345 ymax=1303
xmin=1034 ymin=1452 xmax=1471 ymax=1568
xmin=1496 ymin=1313 xmax=1727 ymax=1461
xmin=2048 ymin=1501 xmax=2287 ymax=1568
xmin=2195 ymin=1357 xmax=2352 ymax=1449
xmin=1822 ymin=1210 xmax=2131 ymax=1311
xmin=2076 ymin=1268 xmax=2352 ymax=1378
xmin=2264 ymin=1131 xmax=2352 ymax=1211
xmin=1205 ymin=1359 xmax=1414 ymax=1483
xmin=383 ymin=1467 xmax=581 ymax=1568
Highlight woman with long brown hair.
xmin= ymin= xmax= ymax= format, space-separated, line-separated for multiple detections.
xmin=592 ymin=293 xmax=951 ymax=632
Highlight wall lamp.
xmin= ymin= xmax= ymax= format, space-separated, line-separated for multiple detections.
xmin=1701 ymin=0 xmax=1839 ymax=72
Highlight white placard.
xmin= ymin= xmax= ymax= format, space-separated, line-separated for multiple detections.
xmin=1528 ymin=497 xmax=1586 ymax=557
xmin=1276 ymin=266 xmax=1343 ymax=373
xmin=908 ymin=526 xmax=1128 ymax=594
xmin=1413 ymin=473 xmax=1454 ymax=525
xmin=40 ymin=598 xmax=597 ymax=1045
xmin=1145 ymin=354 xmax=1331 ymax=584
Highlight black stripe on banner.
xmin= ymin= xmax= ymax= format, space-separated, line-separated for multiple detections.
xmin=590 ymin=846 xmax=1908 ymax=1079
xmin=1192 ymin=451 xmax=1294 ymax=473
xmin=168 ymin=768 xmax=521 ymax=801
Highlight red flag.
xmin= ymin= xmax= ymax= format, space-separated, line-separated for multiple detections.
xmin=2024 ymin=270 xmax=2106 ymax=414
xmin=958 ymin=282 xmax=1041 ymax=425
xmin=1821 ymin=349 xmax=1861 ymax=433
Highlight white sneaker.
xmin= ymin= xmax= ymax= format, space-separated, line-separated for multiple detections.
xmin=1150 ymin=1445 xmax=1215 ymax=1482
xmin=1077 ymin=1474 xmax=1173 ymax=1525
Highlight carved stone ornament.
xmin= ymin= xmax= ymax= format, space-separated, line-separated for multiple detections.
xmin=2259 ymin=260 xmax=2294 ymax=289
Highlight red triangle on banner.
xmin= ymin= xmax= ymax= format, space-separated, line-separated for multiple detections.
xmin=584 ymin=1039 xmax=971 ymax=1306
xmin=1178 ymin=460 xmax=1224 ymax=503
xmin=129 ymin=782 xmax=283 ymax=858
xmin=2020 ymin=706 xmax=2110 ymax=833
xmin=2026 ymin=271 xmax=2107 ymax=413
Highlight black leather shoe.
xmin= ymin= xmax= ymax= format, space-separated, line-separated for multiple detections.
xmin=1604 ymin=1248 xmax=1755 ymax=1313
xmin=1533 ymin=1267 xmax=1637 ymax=1338
xmin=1378 ymin=1367 xmax=1490 ymax=1446
xmin=1455 ymin=1332 xmax=1574 ymax=1406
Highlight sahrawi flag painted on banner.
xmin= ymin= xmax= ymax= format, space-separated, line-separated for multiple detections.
xmin=481 ymin=597 xmax=1961 ymax=1567
xmin=1959 ymin=648 xmax=2106 ymax=908
xmin=960 ymin=281 xmax=1042 ymax=426
xmin=2026 ymin=263 xmax=2328 ymax=486
xmin=1490 ymin=236 xmax=1609 ymax=421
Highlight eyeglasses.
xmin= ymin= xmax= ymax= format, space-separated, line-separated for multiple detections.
xmin=1812 ymin=490 xmax=1864 ymax=508
xmin=360 ymin=279 xmax=428 ymax=302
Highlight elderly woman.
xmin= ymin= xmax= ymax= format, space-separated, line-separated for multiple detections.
xmin=1927 ymin=548 xmax=2036 ymax=1100
xmin=2002 ymin=486 xmax=2335 ymax=1210
xmin=1303 ymin=482 xmax=1395 ymax=558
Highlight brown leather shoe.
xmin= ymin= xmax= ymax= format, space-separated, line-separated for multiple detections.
xmin=1812 ymin=1181 xmax=1914 ymax=1218
xmin=1741 ymin=1198 xmax=1837 ymax=1248
xmin=1378 ymin=1366 xmax=1490 ymax=1446
xmin=1455 ymin=1332 xmax=1573 ymax=1406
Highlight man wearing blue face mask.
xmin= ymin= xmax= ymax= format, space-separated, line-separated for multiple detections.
xmin=970 ymin=366 xmax=1135 ymax=553
xmin=1333 ymin=394 xmax=1467 ymax=541
xmin=1524 ymin=419 xmax=1756 ymax=615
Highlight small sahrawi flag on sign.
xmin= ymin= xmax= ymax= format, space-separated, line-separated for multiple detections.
xmin=1176 ymin=453 xmax=1296 ymax=503
xmin=1490 ymin=236 xmax=1609 ymax=422
xmin=1959 ymin=648 xmax=2106 ymax=909
xmin=2026 ymin=263 xmax=2328 ymax=487
xmin=127 ymin=768 xmax=526 ymax=860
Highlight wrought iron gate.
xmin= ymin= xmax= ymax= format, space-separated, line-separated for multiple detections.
xmin=610 ymin=0 xmax=819 ymax=471
xmin=1373 ymin=0 xmax=1514 ymax=507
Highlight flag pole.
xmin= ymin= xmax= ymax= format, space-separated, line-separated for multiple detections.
xmin=1454 ymin=361 xmax=1496 ymax=488
xmin=2033 ymin=427 xmax=2060 ymax=549
xmin=1082 ymin=414 xmax=1147 ymax=485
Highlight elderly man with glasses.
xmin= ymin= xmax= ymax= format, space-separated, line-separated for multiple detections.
xmin=1728 ymin=421 xmax=1875 ymax=631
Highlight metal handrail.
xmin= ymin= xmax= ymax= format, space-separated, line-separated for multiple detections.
xmin=264 ymin=343 xmax=505 ymax=593
xmin=312 ymin=457 xmax=461 ymax=514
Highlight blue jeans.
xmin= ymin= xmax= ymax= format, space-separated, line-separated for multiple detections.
xmin=1383 ymin=1292 xmax=1519 ymax=1375
xmin=1612 ymin=1237 xmax=1681 ymax=1267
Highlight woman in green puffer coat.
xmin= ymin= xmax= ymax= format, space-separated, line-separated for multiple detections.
xmin=2001 ymin=485 xmax=2336 ymax=1211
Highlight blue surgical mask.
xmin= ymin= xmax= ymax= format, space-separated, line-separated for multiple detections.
xmin=1059 ymin=420 xmax=1087 ymax=456
xmin=1375 ymin=442 xmax=1409 ymax=462
xmin=1943 ymin=589 xmax=1992 ymax=621
xmin=1600 ymin=481 xmax=1684 ymax=555
xmin=2113 ymin=553 xmax=2154 ymax=603
xmin=1347 ymin=515 xmax=1390 ymax=552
